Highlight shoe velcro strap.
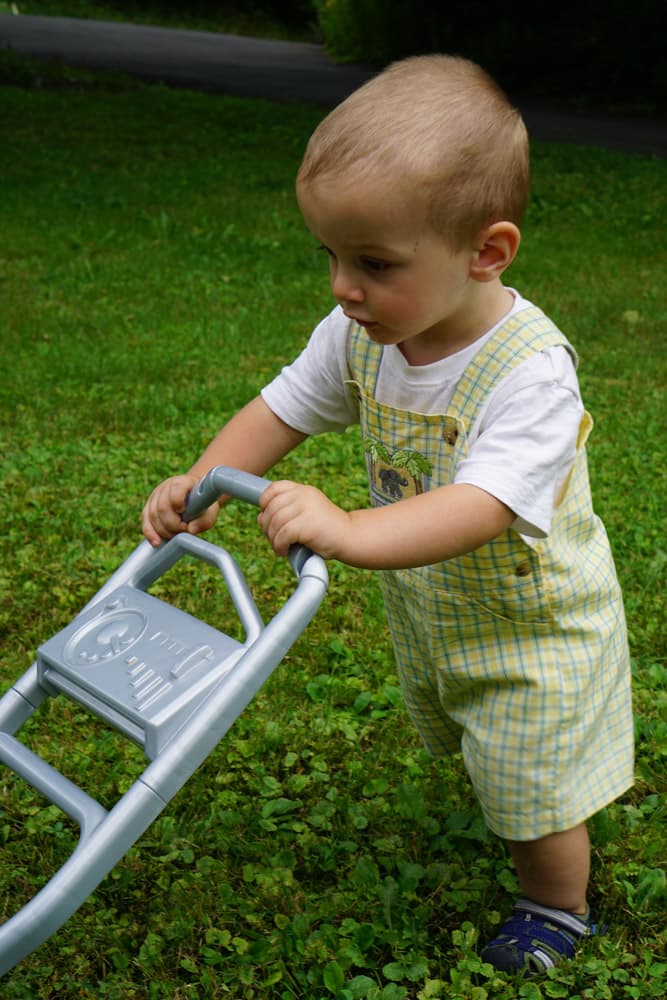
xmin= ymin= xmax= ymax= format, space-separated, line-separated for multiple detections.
xmin=515 ymin=898 xmax=592 ymax=938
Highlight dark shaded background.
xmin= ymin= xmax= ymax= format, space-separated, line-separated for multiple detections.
xmin=103 ymin=0 xmax=664 ymax=112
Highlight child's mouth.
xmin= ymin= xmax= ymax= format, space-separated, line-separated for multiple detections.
xmin=346 ymin=312 xmax=378 ymax=330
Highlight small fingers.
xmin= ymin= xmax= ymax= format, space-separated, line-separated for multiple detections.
xmin=142 ymin=476 xmax=198 ymax=546
xmin=257 ymin=481 xmax=299 ymax=555
xmin=185 ymin=501 xmax=220 ymax=537
xmin=258 ymin=480 xmax=294 ymax=510
xmin=258 ymin=481 xmax=328 ymax=557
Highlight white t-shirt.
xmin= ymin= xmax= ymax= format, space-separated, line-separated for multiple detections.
xmin=261 ymin=291 xmax=584 ymax=539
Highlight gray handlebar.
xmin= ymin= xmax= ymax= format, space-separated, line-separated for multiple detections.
xmin=182 ymin=467 xmax=271 ymax=521
xmin=182 ymin=466 xmax=316 ymax=578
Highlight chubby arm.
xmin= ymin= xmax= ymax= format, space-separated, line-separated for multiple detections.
xmin=142 ymin=396 xmax=307 ymax=545
xmin=258 ymin=479 xmax=514 ymax=569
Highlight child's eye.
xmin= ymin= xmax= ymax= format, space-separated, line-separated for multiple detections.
xmin=362 ymin=257 xmax=392 ymax=273
xmin=317 ymin=244 xmax=336 ymax=259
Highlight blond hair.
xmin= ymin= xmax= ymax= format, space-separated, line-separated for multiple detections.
xmin=297 ymin=55 xmax=529 ymax=248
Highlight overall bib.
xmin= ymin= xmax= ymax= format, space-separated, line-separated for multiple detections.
xmin=346 ymin=305 xmax=634 ymax=840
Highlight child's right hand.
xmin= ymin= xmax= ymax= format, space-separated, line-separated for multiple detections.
xmin=141 ymin=474 xmax=220 ymax=547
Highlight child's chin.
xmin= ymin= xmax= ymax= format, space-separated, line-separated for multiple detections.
xmin=364 ymin=324 xmax=392 ymax=341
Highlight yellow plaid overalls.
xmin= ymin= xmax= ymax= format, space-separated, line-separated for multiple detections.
xmin=346 ymin=305 xmax=634 ymax=840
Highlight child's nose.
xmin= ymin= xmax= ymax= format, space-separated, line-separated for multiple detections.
xmin=331 ymin=265 xmax=364 ymax=304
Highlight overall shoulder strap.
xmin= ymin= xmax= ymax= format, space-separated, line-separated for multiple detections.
xmin=448 ymin=305 xmax=575 ymax=431
xmin=345 ymin=323 xmax=385 ymax=395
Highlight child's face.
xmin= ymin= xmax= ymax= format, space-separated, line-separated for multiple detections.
xmin=297 ymin=172 xmax=482 ymax=363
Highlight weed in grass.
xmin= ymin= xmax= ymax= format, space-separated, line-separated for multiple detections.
xmin=0 ymin=69 xmax=665 ymax=999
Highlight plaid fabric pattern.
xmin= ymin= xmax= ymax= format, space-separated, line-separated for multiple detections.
xmin=346 ymin=306 xmax=634 ymax=840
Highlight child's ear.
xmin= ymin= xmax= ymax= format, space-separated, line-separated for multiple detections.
xmin=470 ymin=222 xmax=521 ymax=282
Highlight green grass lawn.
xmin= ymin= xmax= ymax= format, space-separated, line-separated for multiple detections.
xmin=0 ymin=65 xmax=665 ymax=1000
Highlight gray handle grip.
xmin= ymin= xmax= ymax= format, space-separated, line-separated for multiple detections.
xmin=181 ymin=466 xmax=317 ymax=577
xmin=182 ymin=466 xmax=271 ymax=521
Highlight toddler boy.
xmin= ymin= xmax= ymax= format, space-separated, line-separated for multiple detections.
xmin=143 ymin=55 xmax=634 ymax=975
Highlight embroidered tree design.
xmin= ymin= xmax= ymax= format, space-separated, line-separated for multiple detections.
xmin=364 ymin=438 xmax=391 ymax=465
xmin=390 ymin=449 xmax=432 ymax=494
xmin=363 ymin=437 xmax=432 ymax=497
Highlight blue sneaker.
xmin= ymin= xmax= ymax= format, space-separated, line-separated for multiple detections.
xmin=481 ymin=898 xmax=595 ymax=975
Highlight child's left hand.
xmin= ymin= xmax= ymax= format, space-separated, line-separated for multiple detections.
xmin=258 ymin=480 xmax=351 ymax=560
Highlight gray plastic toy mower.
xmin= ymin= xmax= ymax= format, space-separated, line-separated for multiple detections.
xmin=0 ymin=467 xmax=328 ymax=977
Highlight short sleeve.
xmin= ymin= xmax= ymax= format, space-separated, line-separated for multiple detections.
xmin=261 ymin=307 xmax=359 ymax=434
xmin=454 ymin=347 xmax=584 ymax=538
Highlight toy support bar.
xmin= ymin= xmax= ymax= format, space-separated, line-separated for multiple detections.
xmin=0 ymin=467 xmax=328 ymax=977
